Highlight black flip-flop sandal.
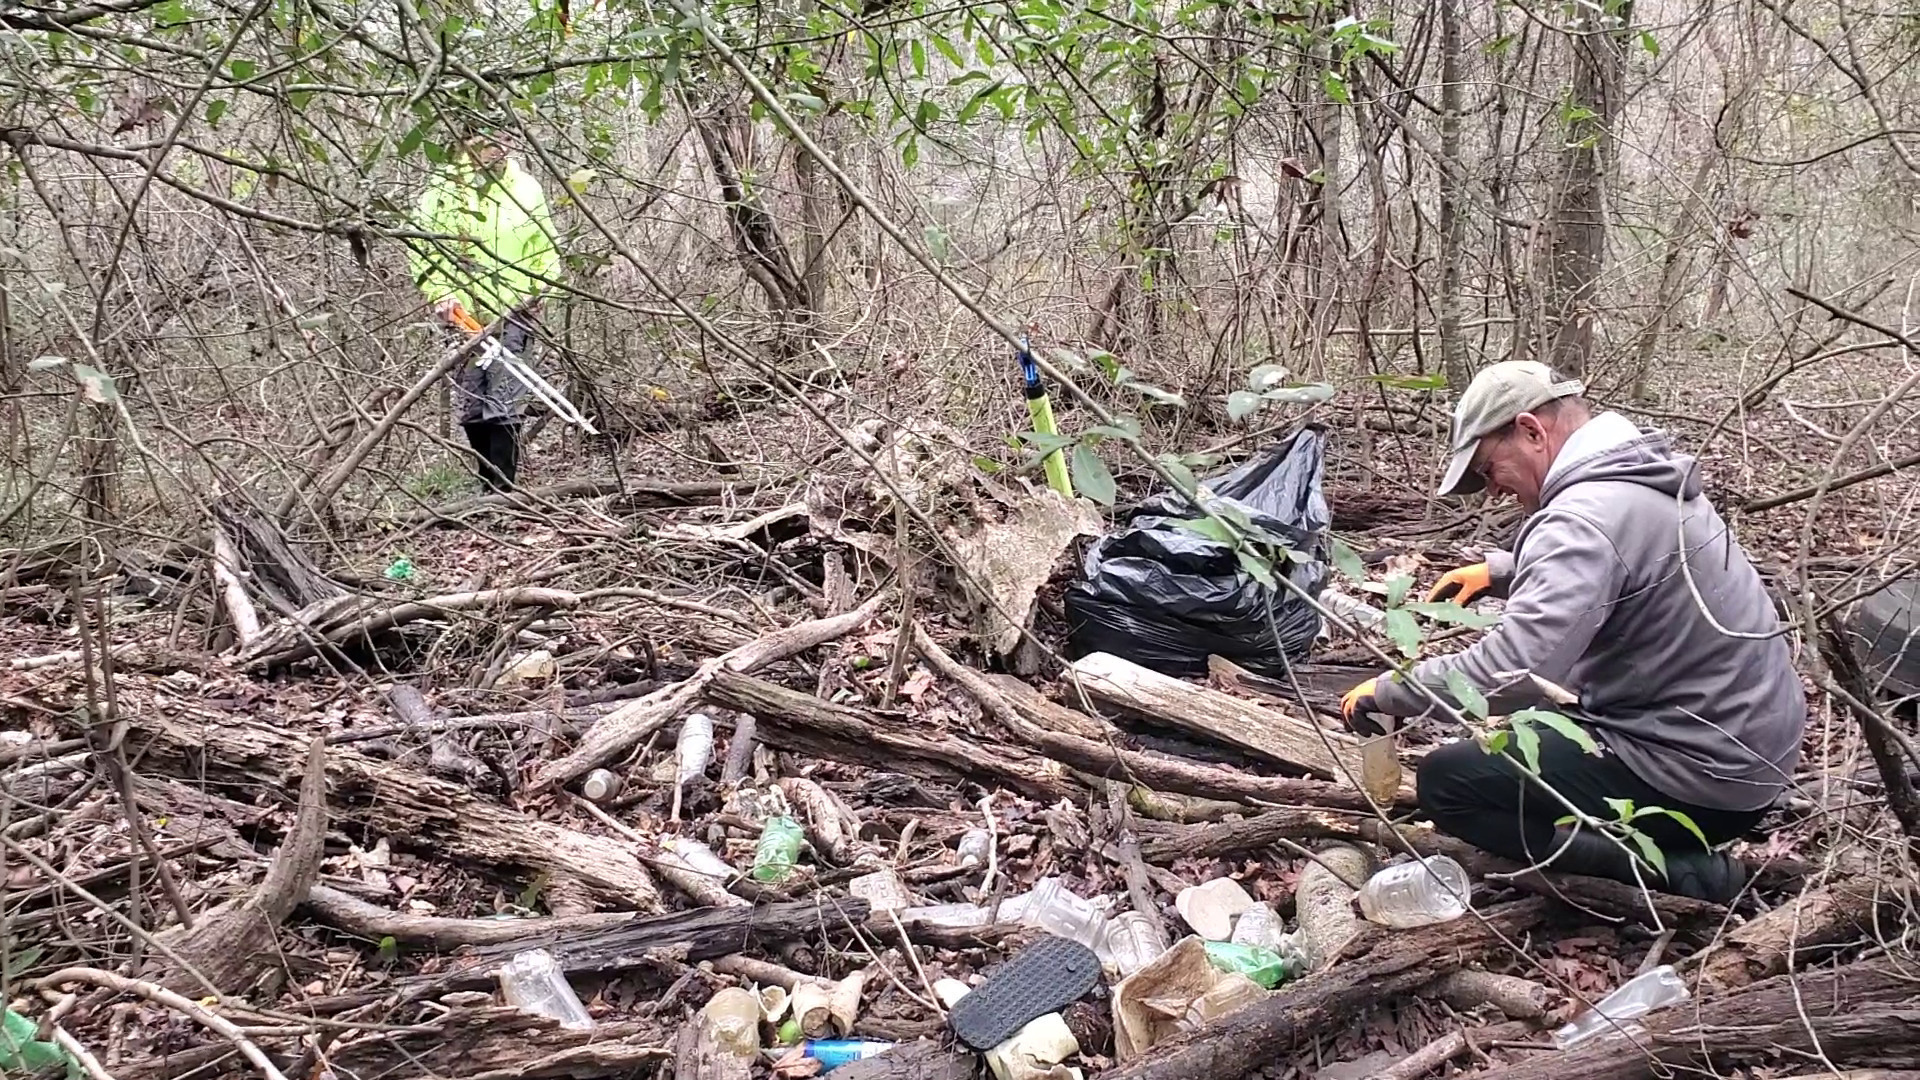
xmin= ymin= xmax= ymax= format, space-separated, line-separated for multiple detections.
xmin=949 ymin=935 xmax=1102 ymax=1051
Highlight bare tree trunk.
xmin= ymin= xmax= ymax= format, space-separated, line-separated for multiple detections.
xmin=1543 ymin=6 xmax=1631 ymax=376
xmin=695 ymin=106 xmax=818 ymax=361
xmin=1628 ymin=150 xmax=1715 ymax=400
xmin=1437 ymin=0 xmax=1468 ymax=389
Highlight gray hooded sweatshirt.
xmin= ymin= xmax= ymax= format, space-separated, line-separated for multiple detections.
xmin=1375 ymin=421 xmax=1805 ymax=812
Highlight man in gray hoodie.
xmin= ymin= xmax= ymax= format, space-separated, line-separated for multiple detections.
xmin=1339 ymin=361 xmax=1804 ymax=902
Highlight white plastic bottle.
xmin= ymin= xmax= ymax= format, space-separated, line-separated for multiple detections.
xmin=1356 ymin=855 xmax=1471 ymax=928
xmin=497 ymin=949 xmax=593 ymax=1029
xmin=677 ymin=713 xmax=716 ymax=784
xmin=1552 ymin=965 xmax=1691 ymax=1049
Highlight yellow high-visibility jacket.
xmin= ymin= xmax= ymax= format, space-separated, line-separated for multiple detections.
xmin=407 ymin=157 xmax=559 ymax=320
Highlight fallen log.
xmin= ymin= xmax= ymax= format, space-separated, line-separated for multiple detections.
xmin=1433 ymin=970 xmax=1553 ymax=1021
xmin=534 ymin=593 xmax=886 ymax=790
xmin=326 ymin=1008 xmax=669 ymax=1080
xmin=1069 ymin=651 xmax=1375 ymax=787
xmin=1101 ymin=899 xmax=1550 ymax=1080
xmin=398 ymin=898 xmax=868 ymax=996
xmin=392 ymin=478 xmax=746 ymax=525
xmin=1470 ymin=955 xmax=1920 ymax=1080
xmin=243 ymin=587 xmax=581 ymax=671
xmin=149 ymin=737 xmax=327 ymax=994
xmin=1294 ymin=843 xmax=1373 ymax=970
xmin=126 ymin=710 xmax=663 ymax=912
xmin=706 ymin=668 xmax=1080 ymax=804
xmin=1696 ymin=877 xmax=1900 ymax=990
xmin=829 ymin=1039 xmax=977 ymax=1080
xmin=305 ymin=885 xmax=638 ymax=948
xmin=986 ymin=671 xmax=1391 ymax=812
xmin=1136 ymin=809 xmax=1353 ymax=864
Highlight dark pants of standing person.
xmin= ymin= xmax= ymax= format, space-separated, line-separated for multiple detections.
xmin=1416 ymin=725 xmax=1766 ymax=900
xmin=452 ymin=313 xmax=535 ymax=491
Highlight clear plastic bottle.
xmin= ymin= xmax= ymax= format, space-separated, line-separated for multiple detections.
xmin=665 ymin=836 xmax=735 ymax=881
xmin=1100 ymin=911 xmax=1170 ymax=978
xmin=900 ymin=902 xmax=991 ymax=928
xmin=581 ymin=768 xmax=621 ymax=803
xmin=677 ymin=713 xmax=715 ymax=785
xmin=701 ymin=987 xmax=762 ymax=1057
xmin=1552 ymin=965 xmax=1691 ymax=1049
xmin=1229 ymin=902 xmax=1285 ymax=950
xmin=957 ymin=828 xmax=992 ymax=868
xmin=1022 ymin=877 xmax=1108 ymax=951
xmin=753 ymin=815 xmax=805 ymax=882
xmin=496 ymin=948 xmax=593 ymax=1029
xmin=1356 ymin=855 xmax=1472 ymax=928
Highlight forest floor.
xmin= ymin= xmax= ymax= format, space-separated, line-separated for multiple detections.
xmin=1 ymin=348 xmax=1915 ymax=1080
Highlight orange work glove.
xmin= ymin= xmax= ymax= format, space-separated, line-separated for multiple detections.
xmin=1340 ymin=676 xmax=1388 ymax=736
xmin=1426 ymin=562 xmax=1494 ymax=606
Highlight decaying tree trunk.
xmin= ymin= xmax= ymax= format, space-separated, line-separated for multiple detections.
xmin=125 ymin=709 xmax=663 ymax=912
xmin=1471 ymin=955 xmax=1920 ymax=1080
xmin=150 ymin=737 xmax=327 ymax=994
xmin=1696 ymin=877 xmax=1900 ymax=990
xmin=1540 ymin=4 xmax=1631 ymax=374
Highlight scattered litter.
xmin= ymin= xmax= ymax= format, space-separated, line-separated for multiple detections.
xmin=1356 ymin=855 xmax=1471 ymax=929
xmin=1176 ymin=877 xmax=1255 ymax=940
xmin=958 ymin=826 xmax=993 ymax=868
xmin=581 ymin=767 xmax=621 ymax=803
xmin=1553 ymin=964 xmax=1691 ymax=1048
xmin=1228 ymin=902 xmax=1286 ymax=949
xmin=753 ymin=814 xmax=805 ymax=882
xmin=494 ymin=648 xmax=555 ymax=688
xmin=382 ymin=556 xmax=415 ymax=582
xmin=1 ymin=1008 xmax=78 ymax=1079
xmin=1112 ymin=936 xmax=1269 ymax=1060
xmin=496 ymin=948 xmax=592 ymax=1030
xmin=701 ymin=986 xmax=762 ymax=1057
xmin=1100 ymin=910 xmax=1171 ymax=979
xmin=774 ymin=1038 xmax=896 ymax=1073
xmin=848 ymin=869 xmax=909 ymax=913
xmin=1204 ymin=940 xmax=1304 ymax=989
xmin=950 ymin=935 xmax=1102 ymax=1051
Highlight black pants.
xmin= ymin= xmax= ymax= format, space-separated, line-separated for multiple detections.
xmin=462 ymin=421 xmax=519 ymax=492
xmin=1417 ymin=726 xmax=1764 ymax=865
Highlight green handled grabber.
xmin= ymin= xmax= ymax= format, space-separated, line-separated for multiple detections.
xmin=1018 ymin=335 xmax=1074 ymax=499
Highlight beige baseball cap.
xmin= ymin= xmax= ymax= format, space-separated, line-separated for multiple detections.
xmin=1437 ymin=361 xmax=1585 ymax=496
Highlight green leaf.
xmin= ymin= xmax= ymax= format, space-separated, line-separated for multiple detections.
xmin=787 ymin=93 xmax=827 ymax=113
xmin=1512 ymin=709 xmax=1599 ymax=755
xmin=1444 ymin=670 xmax=1489 ymax=719
xmin=1156 ymin=453 xmax=1197 ymax=494
xmin=932 ymin=35 xmax=964 ymax=67
xmin=205 ymin=98 xmax=228 ymax=125
xmin=1321 ymin=69 xmax=1350 ymax=105
xmin=396 ymin=121 xmax=428 ymax=159
xmin=229 ymin=58 xmax=256 ymax=80
xmin=1089 ymin=350 xmax=1120 ymax=379
xmin=1247 ymin=363 xmax=1290 ymax=391
xmin=376 ymin=935 xmax=400 ymax=962
xmin=1130 ymin=382 xmax=1187 ymax=407
xmin=901 ymin=137 xmax=920 ymax=168
xmin=1237 ymin=548 xmax=1276 ymax=587
xmin=923 ymin=223 xmax=949 ymax=261
xmin=1638 ymin=29 xmax=1660 ymax=56
xmin=1628 ymin=831 xmax=1667 ymax=878
xmin=1017 ymin=430 xmax=1076 ymax=456
xmin=971 ymin=455 xmax=1002 ymax=475
xmin=1511 ymin=720 xmax=1541 ymax=774
xmin=1646 ymin=807 xmax=1711 ymax=850
xmin=1385 ymin=573 xmax=1414 ymax=609
xmin=1226 ymin=390 xmax=1261 ymax=421
xmin=1330 ymin=538 xmax=1366 ymax=582
xmin=1401 ymin=601 xmax=1499 ymax=628
xmin=1384 ymin=608 xmax=1421 ymax=658
xmin=1174 ymin=516 xmax=1235 ymax=544
xmin=71 ymin=363 xmax=119 ymax=404
xmin=1483 ymin=730 xmax=1509 ymax=756
xmin=1604 ymin=797 xmax=1637 ymax=822
xmin=910 ymin=38 xmax=926 ymax=77
xmin=1071 ymin=443 xmax=1116 ymax=506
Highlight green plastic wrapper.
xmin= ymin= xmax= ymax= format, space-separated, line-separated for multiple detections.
xmin=752 ymin=816 xmax=804 ymax=882
xmin=2 ymin=1008 xmax=79 ymax=1079
xmin=1202 ymin=941 xmax=1301 ymax=990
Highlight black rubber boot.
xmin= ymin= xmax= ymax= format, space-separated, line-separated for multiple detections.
xmin=1547 ymin=828 xmax=1748 ymax=905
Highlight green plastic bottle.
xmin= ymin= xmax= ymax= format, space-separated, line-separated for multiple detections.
xmin=1203 ymin=941 xmax=1302 ymax=990
xmin=752 ymin=815 xmax=804 ymax=882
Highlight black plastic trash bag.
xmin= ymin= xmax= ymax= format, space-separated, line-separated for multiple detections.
xmin=1065 ymin=425 xmax=1330 ymax=678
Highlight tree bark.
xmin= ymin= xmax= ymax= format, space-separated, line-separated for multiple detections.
xmin=1471 ymin=956 xmax=1920 ymax=1080
xmin=1542 ymin=5 xmax=1632 ymax=375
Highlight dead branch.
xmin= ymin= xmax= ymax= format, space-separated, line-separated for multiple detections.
xmin=1695 ymin=877 xmax=1901 ymax=990
xmin=534 ymin=592 xmax=886 ymax=790
xmin=209 ymin=513 xmax=260 ymax=648
xmin=243 ymin=587 xmax=581 ymax=670
xmin=1433 ymin=970 xmax=1554 ymax=1021
xmin=149 ymin=736 xmax=327 ymax=994
xmin=391 ymin=477 xmax=748 ymax=525
xmin=40 ymin=967 xmax=290 ymax=1080
xmin=304 ymin=884 xmax=637 ymax=947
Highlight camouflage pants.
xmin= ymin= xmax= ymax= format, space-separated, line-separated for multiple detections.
xmin=451 ymin=314 xmax=537 ymax=426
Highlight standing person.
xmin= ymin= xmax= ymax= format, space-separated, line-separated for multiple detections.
xmin=1338 ymin=361 xmax=1804 ymax=902
xmin=407 ymin=122 xmax=560 ymax=491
